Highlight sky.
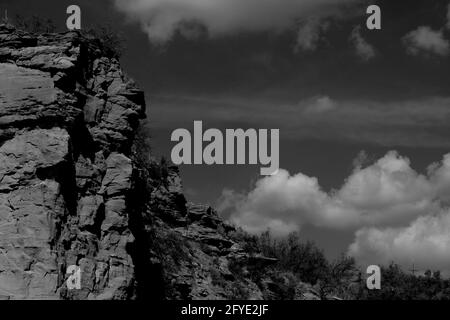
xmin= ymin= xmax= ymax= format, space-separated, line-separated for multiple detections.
xmin=3 ymin=0 xmax=450 ymax=273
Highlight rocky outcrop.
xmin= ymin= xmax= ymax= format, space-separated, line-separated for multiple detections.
xmin=145 ymin=172 xmax=320 ymax=300
xmin=0 ymin=25 xmax=144 ymax=299
xmin=0 ymin=25 xmax=320 ymax=300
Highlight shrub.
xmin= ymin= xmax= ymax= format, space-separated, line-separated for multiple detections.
xmin=83 ymin=25 xmax=125 ymax=59
xmin=318 ymin=254 xmax=358 ymax=298
xmin=152 ymin=229 xmax=191 ymax=268
xmin=11 ymin=14 xmax=56 ymax=33
xmin=257 ymin=231 xmax=330 ymax=285
xmin=131 ymin=121 xmax=171 ymax=195
xmin=7 ymin=14 xmax=123 ymax=59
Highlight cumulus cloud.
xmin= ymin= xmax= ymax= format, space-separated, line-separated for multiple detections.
xmin=348 ymin=211 xmax=450 ymax=273
xmin=218 ymin=151 xmax=450 ymax=236
xmin=113 ymin=0 xmax=361 ymax=43
xmin=219 ymin=151 xmax=450 ymax=270
xmin=403 ymin=26 xmax=450 ymax=56
xmin=349 ymin=26 xmax=376 ymax=61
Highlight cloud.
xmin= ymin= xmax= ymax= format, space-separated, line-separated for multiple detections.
xmin=403 ymin=26 xmax=450 ymax=56
xmin=349 ymin=26 xmax=376 ymax=61
xmin=294 ymin=18 xmax=329 ymax=52
xmin=113 ymin=0 xmax=362 ymax=43
xmin=153 ymin=95 xmax=450 ymax=148
xmin=220 ymin=151 xmax=450 ymax=270
xmin=348 ymin=211 xmax=450 ymax=274
xmin=352 ymin=150 xmax=371 ymax=169
xmin=218 ymin=151 xmax=450 ymax=236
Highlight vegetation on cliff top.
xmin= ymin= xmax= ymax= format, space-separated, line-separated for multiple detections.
xmin=6 ymin=14 xmax=123 ymax=58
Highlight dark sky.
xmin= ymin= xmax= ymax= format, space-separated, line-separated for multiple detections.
xmin=3 ymin=0 xmax=450 ymax=265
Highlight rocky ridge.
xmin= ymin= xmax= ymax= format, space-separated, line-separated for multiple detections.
xmin=0 ymin=25 xmax=320 ymax=300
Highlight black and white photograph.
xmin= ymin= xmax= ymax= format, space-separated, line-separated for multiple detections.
xmin=1 ymin=0 xmax=450 ymax=314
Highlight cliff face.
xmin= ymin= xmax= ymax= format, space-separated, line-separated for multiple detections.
xmin=0 ymin=25 xmax=144 ymax=299
xmin=0 ymin=25 xmax=320 ymax=300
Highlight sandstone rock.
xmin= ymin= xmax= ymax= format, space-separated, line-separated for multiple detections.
xmin=99 ymin=153 xmax=132 ymax=197
xmin=0 ymin=180 xmax=64 ymax=299
xmin=0 ymin=128 xmax=70 ymax=192
xmin=0 ymin=63 xmax=57 ymax=107
xmin=78 ymin=195 xmax=103 ymax=228
xmin=0 ymin=26 xmax=144 ymax=300
xmin=187 ymin=203 xmax=222 ymax=229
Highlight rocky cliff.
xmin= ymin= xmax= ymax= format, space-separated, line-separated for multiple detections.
xmin=0 ymin=24 xmax=146 ymax=299
xmin=0 ymin=25 xmax=321 ymax=300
